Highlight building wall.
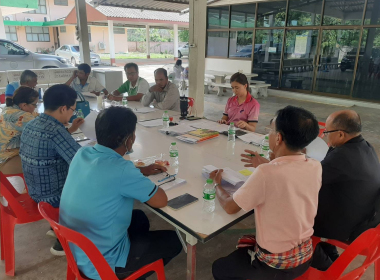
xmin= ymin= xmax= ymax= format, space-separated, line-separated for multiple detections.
xmin=12 ymin=26 xmax=55 ymax=53
xmin=205 ymin=58 xmax=251 ymax=73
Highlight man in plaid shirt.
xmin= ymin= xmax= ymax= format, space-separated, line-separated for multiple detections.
xmin=20 ymin=84 xmax=84 ymax=255
xmin=211 ymin=106 xmax=322 ymax=280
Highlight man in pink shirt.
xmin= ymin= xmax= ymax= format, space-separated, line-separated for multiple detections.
xmin=212 ymin=106 xmax=322 ymax=280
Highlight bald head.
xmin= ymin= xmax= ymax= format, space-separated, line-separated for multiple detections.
xmin=328 ymin=110 xmax=362 ymax=135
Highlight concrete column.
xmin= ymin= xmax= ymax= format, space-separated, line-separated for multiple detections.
xmin=75 ymin=0 xmax=91 ymax=65
xmin=125 ymin=28 xmax=129 ymax=53
xmin=188 ymin=0 xmax=206 ymax=118
xmin=146 ymin=25 xmax=150 ymax=59
xmin=107 ymin=20 xmax=115 ymax=66
xmin=0 ymin=9 xmax=6 ymax=39
xmin=174 ymin=23 xmax=179 ymax=60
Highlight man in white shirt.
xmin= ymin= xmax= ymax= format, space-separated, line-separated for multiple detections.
xmin=65 ymin=63 xmax=108 ymax=97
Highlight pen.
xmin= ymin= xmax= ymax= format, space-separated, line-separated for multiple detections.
xmin=247 ymin=153 xmax=265 ymax=157
xmin=158 ymin=174 xmax=176 ymax=183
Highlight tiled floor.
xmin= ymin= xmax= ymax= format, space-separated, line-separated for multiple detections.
xmin=0 ymin=63 xmax=379 ymax=279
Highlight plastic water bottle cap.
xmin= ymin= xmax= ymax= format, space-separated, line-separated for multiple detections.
xmin=206 ymin=179 xmax=213 ymax=184
xmin=165 ymin=111 xmax=168 ymax=113
xmin=265 ymin=135 xmax=269 ymax=139
xmin=171 ymin=142 xmax=176 ymax=145
xmin=230 ymin=122 xmax=234 ymax=125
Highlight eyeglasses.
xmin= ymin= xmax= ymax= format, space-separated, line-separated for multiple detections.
xmin=323 ymin=129 xmax=348 ymax=135
xmin=68 ymin=107 xmax=77 ymax=115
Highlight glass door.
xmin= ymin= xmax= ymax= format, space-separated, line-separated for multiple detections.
xmin=313 ymin=28 xmax=361 ymax=96
xmin=281 ymin=29 xmax=319 ymax=91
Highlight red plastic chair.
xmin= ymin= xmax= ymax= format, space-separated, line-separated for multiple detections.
xmin=0 ymin=172 xmax=43 ymax=276
xmin=188 ymin=97 xmax=195 ymax=115
xmin=38 ymin=202 xmax=166 ymax=280
xmin=318 ymin=121 xmax=326 ymax=138
xmin=295 ymin=228 xmax=380 ymax=280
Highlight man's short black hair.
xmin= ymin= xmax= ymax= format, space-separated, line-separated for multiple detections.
xmin=95 ymin=107 xmax=137 ymax=150
xmin=20 ymin=70 xmax=37 ymax=84
xmin=275 ymin=106 xmax=319 ymax=151
xmin=124 ymin=63 xmax=138 ymax=72
xmin=43 ymin=84 xmax=77 ymax=111
xmin=78 ymin=63 xmax=91 ymax=74
xmin=154 ymin=68 xmax=168 ymax=78
xmin=332 ymin=112 xmax=362 ymax=134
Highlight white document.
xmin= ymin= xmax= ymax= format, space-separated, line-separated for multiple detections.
xmin=79 ymin=111 xmax=98 ymax=140
xmin=202 ymin=165 xmax=249 ymax=190
xmin=159 ymin=124 xmax=194 ymax=135
xmin=149 ymin=173 xmax=186 ymax=191
xmin=81 ymin=92 xmax=97 ymax=98
xmin=138 ymin=119 xmax=163 ymax=127
xmin=238 ymin=132 xmax=265 ymax=146
xmin=189 ymin=119 xmax=228 ymax=133
xmin=135 ymin=107 xmax=157 ymax=114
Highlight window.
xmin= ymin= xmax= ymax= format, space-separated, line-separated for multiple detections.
xmin=229 ymin=31 xmax=253 ymax=58
xmin=323 ymin=0 xmax=365 ymax=26
xmin=26 ymin=26 xmax=50 ymax=42
xmin=114 ymin=27 xmax=126 ymax=34
xmin=287 ymin=0 xmax=323 ymax=26
xmin=0 ymin=41 xmax=25 ymax=55
xmin=207 ymin=6 xmax=229 ymax=29
xmin=5 ymin=26 xmax=18 ymax=42
xmin=207 ymin=31 xmax=229 ymax=57
xmin=54 ymin=0 xmax=68 ymax=6
xmin=26 ymin=0 xmax=47 ymax=14
xmin=257 ymin=1 xmax=287 ymax=27
xmin=231 ymin=4 xmax=256 ymax=28
xmin=364 ymin=0 xmax=380 ymax=25
xmin=60 ymin=26 xmax=66 ymax=33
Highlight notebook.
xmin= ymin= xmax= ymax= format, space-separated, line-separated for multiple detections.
xmin=176 ymin=129 xmax=219 ymax=144
xmin=149 ymin=173 xmax=186 ymax=191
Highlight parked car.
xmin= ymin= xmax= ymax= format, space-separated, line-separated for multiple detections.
xmin=230 ymin=44 xmax=264 ymax=58
xmin=178 ymin=43 xmax=189 ymax=58
xmin=55 ymin=45 xmax=101 ymax=66
xmin=0 ymin=39 xmax=71 ymax=71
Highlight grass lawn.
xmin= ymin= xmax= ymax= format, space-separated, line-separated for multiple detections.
xmin=99 ymin=52 xmax=174 ymax=59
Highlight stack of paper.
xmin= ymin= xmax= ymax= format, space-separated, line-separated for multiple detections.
xmin=238 ymin=132 xmax=266 ymax=146
xmin=202 ymin=165 xmax=252 ymax=194
xmin=138 ymin=119 xmax=163 ymax=127
xmin=149 ymin=173 xmax=186 ymax=191
xmin=159 ymin=124 xmax=194 ymax=135
xmin=135 ymin=107 xmax=157 ymax=114
xmin=176 ymin=129 xmax=219 ymax=144
xmin=190 ymin=119 xmax=228 ymax=133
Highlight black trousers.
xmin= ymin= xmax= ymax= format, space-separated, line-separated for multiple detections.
xmin=212 ymin=248 xmax=311 ymax=280
xmin=115 ymin=210 xmax=182 ymax=280
xmin=311 ymin=242 xmax=340 ymax=271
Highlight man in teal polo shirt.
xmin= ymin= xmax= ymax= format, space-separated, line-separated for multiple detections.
xmin=59 ymin=106 xmax=182 ymax=280
xmin=109 ymin=62 xmax=150 ymax=102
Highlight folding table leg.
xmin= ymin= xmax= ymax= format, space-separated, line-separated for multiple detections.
xmin=186 ymin=234 xmax=198 ymax=280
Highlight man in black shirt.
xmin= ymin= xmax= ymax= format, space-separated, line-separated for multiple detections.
xmin=312 ymin=110 xmax=380 ymax=270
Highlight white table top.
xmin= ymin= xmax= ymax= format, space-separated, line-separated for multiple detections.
xmin=128 ymin=114 xmax=261 ymax=242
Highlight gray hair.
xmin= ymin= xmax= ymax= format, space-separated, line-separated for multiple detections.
xmin=332 ymin=112 xmax=362 ymax=134
xmin=20 ymin=70 xmax=38 ymax=85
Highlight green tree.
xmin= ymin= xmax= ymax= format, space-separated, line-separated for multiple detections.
xmin=179 ymin=30 xmax=189 ymax=42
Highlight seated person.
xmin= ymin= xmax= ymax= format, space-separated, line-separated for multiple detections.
xmin=5 ymin=70 xmax=38 ymax=100
xmin=218 ymin=73 xmax=260 ymax=132
xmin=109 ymin=62 xmax=149 ymax=102
xmin=173 ymin=59 xmax=184 ymax=80
xmin=59 ymin=106 xmax=182 ymax=280
xmin=212 ymin=105 xmax=321 ymax=280
xmin=141 ymin=68 xmax=180 ymax=112
xmin=20 ymin=84 xmax=84 ymax=255
xmin=65 ymin=63 xmax=108 ymax=97
xmin=312 ymin=110 xmax=380 ymax=271
xmin=0 ymin=86 xmax=39 ymax=175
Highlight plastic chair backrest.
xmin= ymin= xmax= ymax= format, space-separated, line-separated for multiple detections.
xmin=38 ymin=202 xmax=120 ymax=280
xmin=318 ymin=121 xmax=326 ymax=138
xmin=0 ymin=172 xmax=31 ymax=219
xmin=325 ymin=227 xmax=380 ymax=279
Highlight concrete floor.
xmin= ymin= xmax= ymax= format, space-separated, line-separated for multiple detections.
xmin=1 ymin=63 xmax=379 ymax=280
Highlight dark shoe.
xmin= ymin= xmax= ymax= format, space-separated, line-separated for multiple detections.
xmin=50 ymin=240 xmax=66 ymax=256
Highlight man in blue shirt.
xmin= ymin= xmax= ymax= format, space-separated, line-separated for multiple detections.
xmin=5 ymin=70 xmax=38 ymax=98
xmin=59 ymin=107 xmax=182 ymax=280
xmin=20 ymin=84 xmax=84 ymax=255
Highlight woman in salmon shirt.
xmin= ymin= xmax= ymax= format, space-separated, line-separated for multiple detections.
xmin=218 ymin=72 xmax=260 ymax=132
